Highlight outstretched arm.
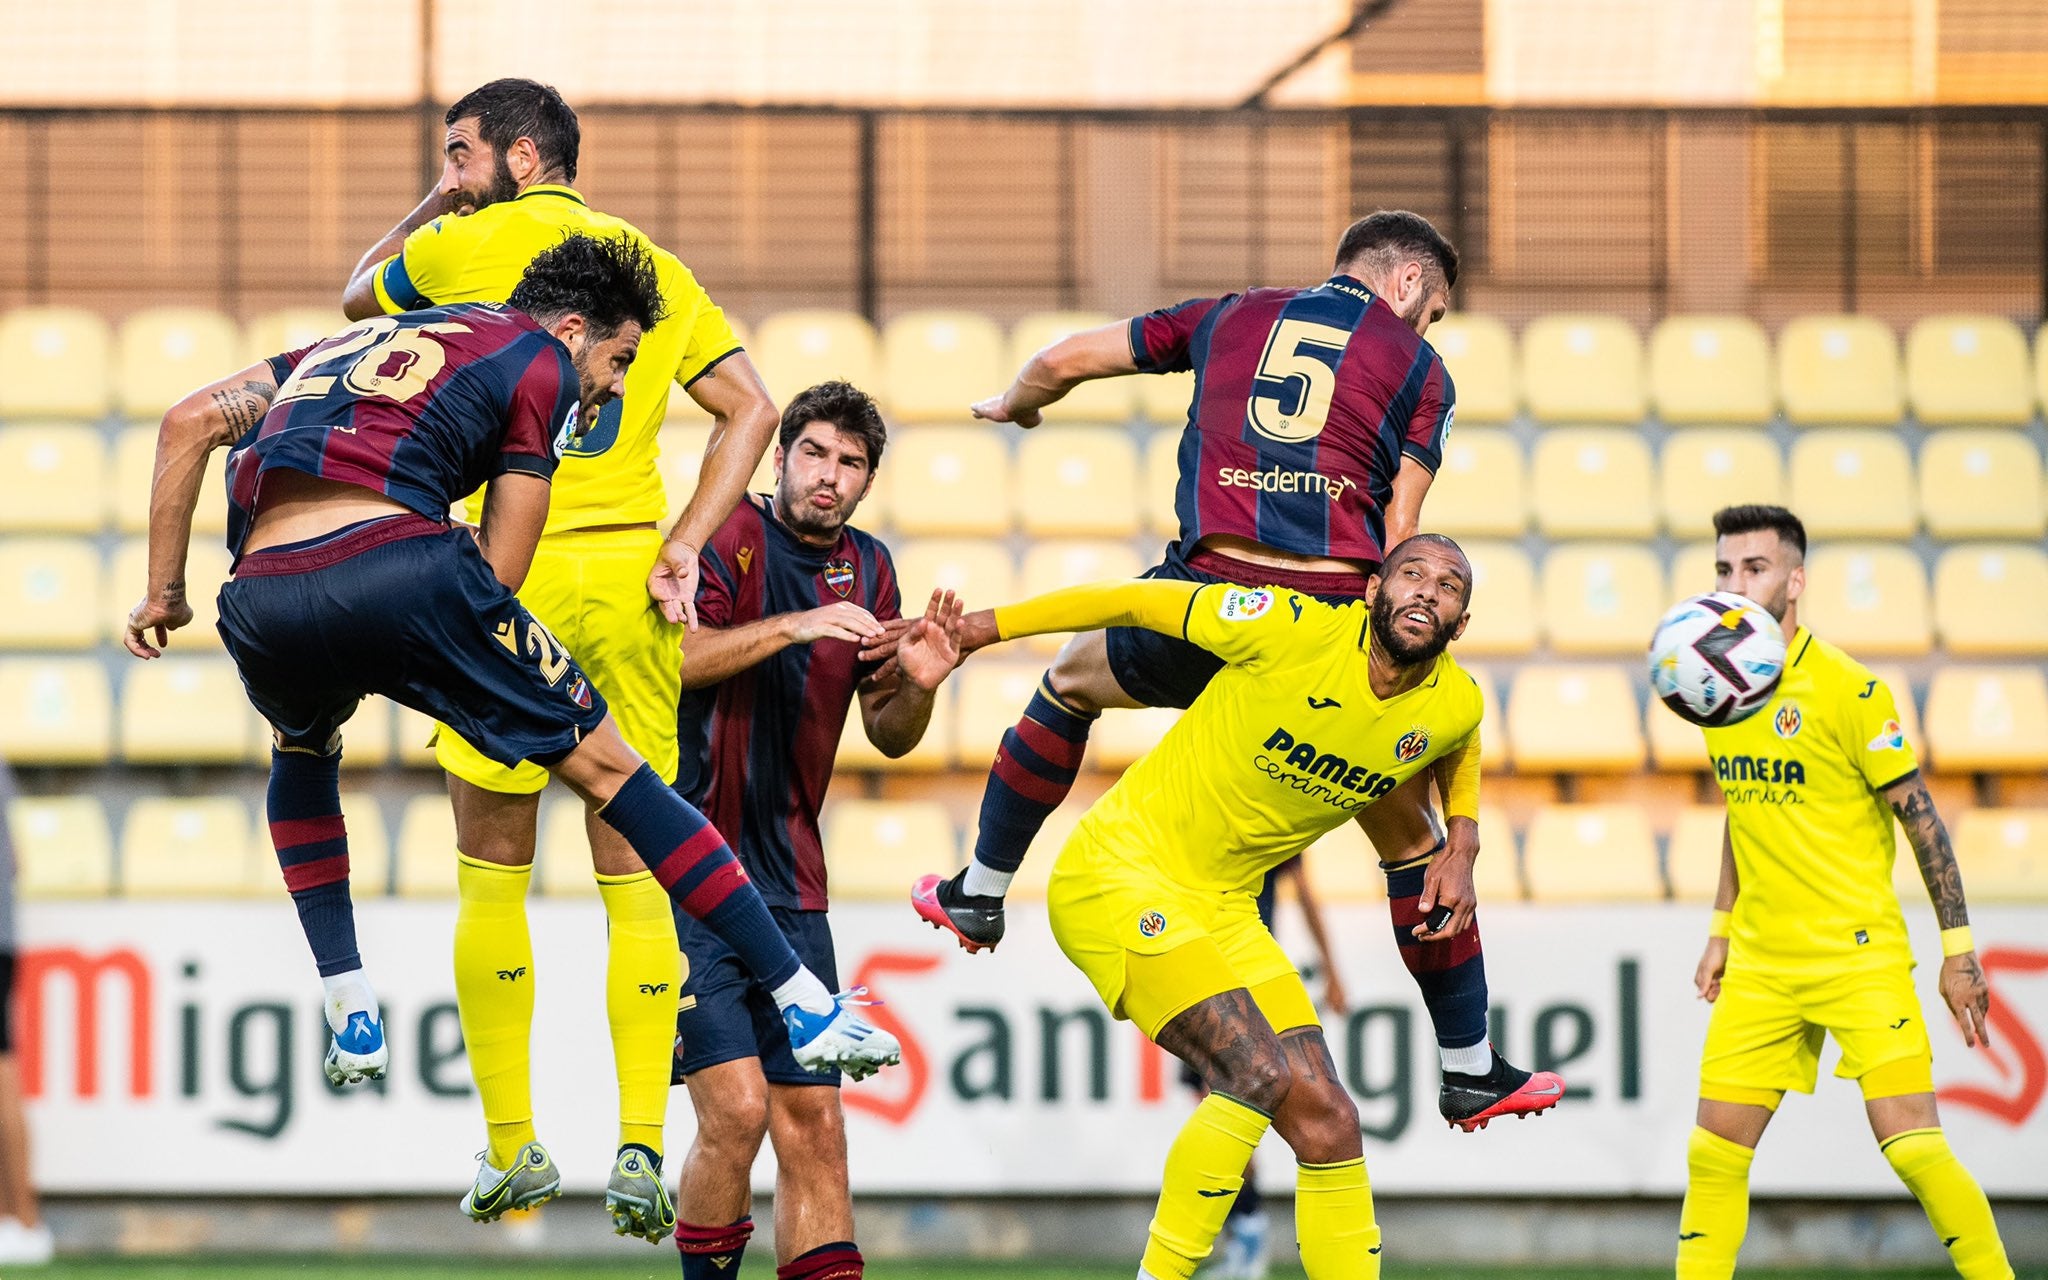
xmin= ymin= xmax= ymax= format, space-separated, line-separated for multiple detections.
xmin=952 ymin=578 xmax=1203 ymax=656
xmin=860 ymin=590 xmax=964 ymax=758
xmin=1884 ymin=774 xmax=1990 ymax=1047
xmin=341 ymin=183 xmax=461 ymax=320
xmin=970 ymin=323 xmax=1137 ymax=429
xmin=650 ymin=354 xmax=779 ymax=630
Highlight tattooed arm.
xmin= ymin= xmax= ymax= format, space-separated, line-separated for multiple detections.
xmin=124 ymin=363 xmax=279 ymax=658
xmin=1883 ymin=773 xmax=1991 ymax=1046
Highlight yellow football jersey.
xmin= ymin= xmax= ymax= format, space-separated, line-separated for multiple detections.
xmin=1703 ymin=627 xmax=1921 ymax=967
xmin=1015 ymin=581 xmax=1483 ymax=895
xmin=372 ymin=185 xmax=741 ymax=535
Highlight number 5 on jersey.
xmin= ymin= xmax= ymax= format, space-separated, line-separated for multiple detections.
xmin=1250 ymin=318 xmax=1350 ymax=444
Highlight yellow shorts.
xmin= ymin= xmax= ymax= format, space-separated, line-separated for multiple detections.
xmin=436 ymin=527 xmax=683 ymax=794
xmin=1045 ymin=832 xmax=1318 ymax=1042
xmin=1699 ymin=955 xmax=1933 ymax=1102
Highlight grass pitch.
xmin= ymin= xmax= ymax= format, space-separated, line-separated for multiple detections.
xmin=24 ymin=1261 xmax=2046 ymax=1279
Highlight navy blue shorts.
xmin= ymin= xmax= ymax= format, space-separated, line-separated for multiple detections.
xmin=216 ymin=516 xmax=609 ymax=761
xmin=1105 ymin=542 xmax=1374 ymax=709
xmin=674 ymin=905 xmax=840 ymax=1088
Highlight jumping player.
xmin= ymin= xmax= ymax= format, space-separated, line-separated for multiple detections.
xmin=668 ymin=382 xmax=960 ymax=1280
xmin=123 ymin=235 xmax=900 ymax=1227
xmin=1677 ymin=505 xmax=2010 ymax=1279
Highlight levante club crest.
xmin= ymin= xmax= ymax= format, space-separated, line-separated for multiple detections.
xmin=823 ymin=559 xmax=855 ymax=597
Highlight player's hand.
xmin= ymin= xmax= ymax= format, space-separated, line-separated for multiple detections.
xmin=954 ymin=608 xmax=1001 ymax=657
xmin=971 ymin=395 xmax=1040 ymax=429
xmin=1694 ymin=936 xmax=1729 ymax=1003
xmin=1414 ymin=843 xmax=1477 ymax=941
xmin=895 ymin=589 xmax=965 ymax=691
xmin=787 ymin=601 xmax=886 ymax=646
xmin=1940 ymin=951 xmax=1992 ymax=1049
xmin=123 ymin=591 xmax=193 ymax=660
xmin=649 ymin=539 xmax=702 ymax=628
xmin=1321 ymin=967 xmax=1352 ymax=1018
xmin=856 ymin=616 xmax=914 ymax=667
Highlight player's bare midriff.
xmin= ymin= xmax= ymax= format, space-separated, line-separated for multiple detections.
xmin=1193 ymin=533 xmax=1373 ymax=579
xmin=242 ymin=469 xmax=414 ymax=554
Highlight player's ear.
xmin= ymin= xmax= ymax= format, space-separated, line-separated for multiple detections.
xmin=506 ymin=135 xmax=543 ymax=183
xmin=1364 ymin=572 xmax=1383 ymax=605
xmin=1451 ymin=609 xmax=1470 ymax=642
xmin=1786 ymin=562 xmax=1806 ymax=604
xmin=547 ymin=312 xmax=587 ymax=352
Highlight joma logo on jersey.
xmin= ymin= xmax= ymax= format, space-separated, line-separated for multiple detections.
xmin=1712 ymin=754 xmax=1807 ymax=785
xmin=1262 ymin=728 xmax=1402 ymax=798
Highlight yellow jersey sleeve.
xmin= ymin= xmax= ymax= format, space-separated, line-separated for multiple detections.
xmin=1437 ymin=730 xmax=1481 ymax=819
xmin=663 ymin=260 xmax=743 ymax=389
xmin=371 ymin=213 xmax=481 ymax=313
xmin=1181 ymin=584 xmax=1322 ymax=669
xmin=1832 ymin=669 xmax=1920 ymax=790
xmin=994 ymin=579 xmax=1202 ymax=643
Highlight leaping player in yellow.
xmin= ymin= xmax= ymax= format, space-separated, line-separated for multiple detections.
xmin=1678 ymin=504 xmax=2010 ymax=1279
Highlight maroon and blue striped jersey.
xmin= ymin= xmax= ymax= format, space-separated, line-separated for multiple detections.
xmin=676 ymin=494 xmax=902 ymax=911
xmin=1131 ymin=274 xmax=1455 ymax=566
xmin=225 ymin=304 xmax=579 ymax=559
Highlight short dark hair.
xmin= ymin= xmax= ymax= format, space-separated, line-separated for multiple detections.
xmin=507 ymin=234 xmax=668 ymax=341
xmin=1382 ymin=531 xmax=1474 ymax=602
xmin=446 ymin=78 xmax=580 ymax=182
xmin=1712 ymin=504 xmax=1807 ymax=558
xmin=779 ymin=381 xmax=888 ymax=470
xmin=1335 ymin=210 xmax=1459 ymax=291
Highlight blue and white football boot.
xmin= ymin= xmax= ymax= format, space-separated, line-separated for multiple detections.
xmin=784 ymin=988 xmax=902 ymax=1081
xmin=323 ymin=1007 xmax=389 ymax=1086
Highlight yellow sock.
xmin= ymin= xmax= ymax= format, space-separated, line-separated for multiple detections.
xmin=1880 ymin=1128 xmax=2013 ymax=1280
xmin=1677 ymin=1126 xmax=1755 ymax=1280
xmin=596 ymin=869 xmax=682 ymax=1158
xmin=1296 ymin=1157 xmax=1380 ymax=1279
xmin=1140 ymin=1093 xmax=1272 ymax=1280
xmin=454 ymin=854 xmax=537 ymax=1169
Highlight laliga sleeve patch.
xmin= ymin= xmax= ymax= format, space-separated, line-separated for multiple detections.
xmin=1867 ymin=719 xmax=1906 ymax=752
xmin=1217 ymin=587 xmax=1274 ymax=622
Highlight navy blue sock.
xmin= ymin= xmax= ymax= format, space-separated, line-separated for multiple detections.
xmin=972 ymin=681 xmax=1097 ymax=874
xmin=266 ymin=746 xmax=360 ymax=977
xmin=677 ymin=1217 xmax=753 ymax=1279
xmin=1387 ymin=854 xmax=1489 ymax=1053
xmin=600 ymin=764 xmax=801 ymax=990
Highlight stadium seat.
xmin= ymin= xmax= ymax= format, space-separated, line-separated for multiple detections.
xmin=1665 ymin=806 xmax=1728 ymax=902
xmin=0 ymin=424 xmax=108 ymax=533
xmin=954 ymin=662 xmax=1047 ymax=765
xmin=120 ymin=796 xmax=260 ymax=897
xmin=108 ymin=537 xmax=230 ymax=651
xmin=1787 ymin=432 xmax=1916 ymax=538
xmin=242 ymin=307 xmax=342 ymax=368
xmin=1015 ymin=428 xmax=1140 ymax=536
xmin=395 ymin=795 xmax=460 ymax=896
xmin=822 ymin=799 xmax=957 ymax=900
xmin=1799 ymin=544 xmax=1932 ymax=656
xmin=536 ymin=800 xmax=599 ymax=898
xmin=1658 ymin=430 xmax=1785 ymax=538
xmin=1018 ymin=540 xmax=1144 ymax=655
xmin=1009 ymin=312 xmax=1137 ymax=422
xmin=1144 ymin=429 xmax=1180 ymax=538
xmin=332 ymin=693 xmax=394 ymax=769
xmin=1905 ymin=315 xmax=2034 ymax=426
xmin=1522 ymin=805 xmax=1664 ymax=902
xmin=1646 ymin=697 xmax=1711 ymax=772
xmin=752 ymin=311 xmax=881 ymax=408
xmin=0 ymin=537 xmax=101 ymax=648
xmin=882 ymin=310 xmax=1005 ymax=422
xmin=1538 ymin=543 xmax=1664 ymax=655
xmin=882 ymin=426 xmax=1014 ymax=535
xmin=1425 ymin=315 xmax=1517 ymax=424
xmin=1518 ymin=315 xmax=1646 ymax=423
xmin=1925 ymin=667 xmax=2048 ymax=771
xmin=891 ymin=538 xmax=1017 ymax=607
xmin=1917 ymin=431 xmax=2047 ymax=540
xmin=1094 ymin=705 xmax=1182 ymax=769
xmin=1506 ymin=665 xmax=1645 ymax=771
xmin=8 ymin=795 xmax=114 ymax=898
xmin=112 ymin=424 xmax=228 ymax=535
xmin=1301 ymin=819 xmax=1386 ymax=903
xmin=655 ymin=424 xmax=779 ymax=519
xmin=1648 ymin=316 xmax=1775 ymax=424
xmin=1934 ymin=545 xmax=2048 ymax=655
xmin=1455 ymin=541 xmax=1539 ymax=656
xmin=395 ymin=704 xmax=440 ymax=767
xmin=1136 ymin=369 xmax=1195 ymax=427
xmin=1529 ymin=428 xmax=1656 ymax=537
xmin=0 ymin=657 xmax=113 ymax=764
xmin=837 ymin=679 xmax=956 ymax=771
xmin=1470 ymin=805 xmax=1525 ymax=901
xmin=337 ymin=791 xmax=393 ymax=899
xmin=0 ymin=307 xmax=112 ymax=419
xmin=1665 ymin=541 xmax=1718 ymax=602
xmin=1426 ymin=429 xmax=1527 ymax=537
xmin=115 ymin=307 xmax=241 ymax=419
xmin=120 ymin=659 xmax=257 ymax=764
xmin=1953 ymin=809 xmax=2048 ymax=903
xmin=1777 ymin=316 xmax=1903 ymax=426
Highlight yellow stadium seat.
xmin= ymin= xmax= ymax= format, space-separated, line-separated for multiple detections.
xmin=112 ymin=424 xmax=228 ymax=536
xmin=954 ymin=662 xmax=1047 ymax=763
xmin=883 ymin=427 xmax=1013 ymax=535
xmin=536 ymin=799 xmax=600 ymax=898
xmin=1935 ymin=545 xmax=2048 ymax=656
xmin=891 ymin=538 xmax=1017 ymax=609
xmin=1426 ymin=315 xmax=1517 ymax=424
xmin=1470 ymin=805 xmax=1525 ymax=902
xmin=1519 ymin=315 xmax=1646 ymax=423
xmin=1019 ymin=540 xmax=1144 ymax=655
xmin=115 ymin=308 xmax=242 ymax=419
xmin=1800 ymin=544 xmax=1931 ymax=656
xmin=0 ymin=424 xmax=108 ymax=533
xmin=882 ymin=311 xmax=1005 ymax=423
xmin=753 ymin=311 xmax=881 ymax=407
xmin=242 ymin=307 xmax=343 ymax=368
xmin=1539 ymin=544 xmax=1664 ymax=655
xmin=1666 ymin=806 xmax=1728 ymax=902
xmin=822 ymin=799 xmax=958 ymax=900
xmin=0 ymin=538 xmax=101 ymax=648
xmin=0 ymin=657 xmax=113 ymax=764
xmin=1522 ymin=805 xmax=1664 ymax=902
xmin=1906 ymin=315 xmax=2033 ymax=426
xmin=1788 ymin=432 xmax=1916 ymax=538
xmin=1507 ymin=665 xmax=1645 ymax=771
xmin=1094 ymin=705 xmax=1181 ymax=769
xmin=8 ymin=795 xmax=114 ymax=898
xmin=1918 ymin=431 xmax=2046 ymax=540
xmin=1954 ymin=809 xmax=2048 ymax=903
xmin=1301 ymin=819 xmax=1386 ymax=903
xmin=1659 ymin=430 xmax=1785 ymax=538
xmin=837 ymin=680 xmax=956 ymax=771
xmin=1145 ymin=429 xmax=1180 ymax=538
xmin=1137 ymin=369 xmax=1196 ymax=427
xmin=1925 ymin=667 xmax=2048 ymax=771
xmin=1530 ymin=428 xmax=1656 ymax=537
xmin=1427 ymin=429 xmax=1527 ymax=537
xmin=655 ymin=424 xmax=776 ymax=517
xmin=107 ymin=537 xmax=229 ymax=652
xmin=120 ymin=796 xmax=259 ymax=896
xmin=120 ymin=659 xmax=256 ymax=764
xmin=1777 ymin=316 xmax=1903 ymax=426
xmin=395 ymin=795 xmax=459 ymax=897
xmin=1015 ymin=429 xmax=1139 ymax=537
xmin=395 ymin=704 xmax=440 ymax=767
xmin=1666 ymin=541 xmax=1718 ymax=601
xmin=1456 ymin=541 xmax=1538 ymax=656
xmin=0 ymin=307 xmax=112 ymax=419
xmin=1647 ymin=697 xmax=1711 ymax=772
xmin=330 ymin=693 xmax=394 ymax=769
xmin=1649 ymin=316 xmax=1775 ymax=424
xmin=1009 ymin=312 xmax=1137 ymax=423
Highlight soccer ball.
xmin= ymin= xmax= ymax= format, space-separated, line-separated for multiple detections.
xmin=1647 ymin=592 xmax=1788 ymax=727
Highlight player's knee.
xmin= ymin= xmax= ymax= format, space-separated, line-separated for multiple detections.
xmin=550 ymin=718 xmax=644 ymax=803
xmin=697 ymin=1085 xmax=771 ymax=1154
xmin=1213 ymin=1047 xmax=1292 ymax=1116
xmin=1280 ymin=1076 xmax=1362 ymax=1164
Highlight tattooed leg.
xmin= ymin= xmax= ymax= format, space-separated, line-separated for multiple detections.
xmin=1270 ymin=1027 xmax=1363 ymax=1165
xmin=1154 ymin=988 xmax=1292 ymax=1114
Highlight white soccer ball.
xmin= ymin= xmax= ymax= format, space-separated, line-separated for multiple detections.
xmin=1647 ymin=592 xmax=1788 ymax=728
